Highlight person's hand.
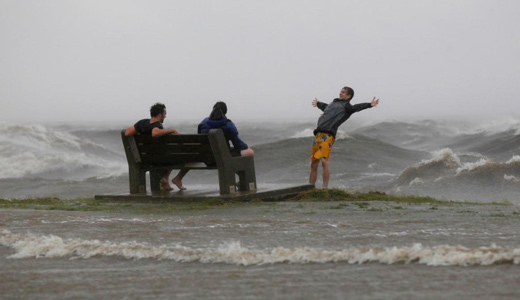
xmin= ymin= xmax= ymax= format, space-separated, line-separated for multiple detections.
xmin=371 ymin=97 xmax=379 ymax=107
xmin=171 ymin=129 xmax=180 ymax=135
xmin=312 ymin=98 xmax=318 ymax=107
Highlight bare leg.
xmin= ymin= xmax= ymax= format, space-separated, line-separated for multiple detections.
xmin=321 ymin=159 xmax=330 ymax=188
xmin=309 ymin=160 xmax=319 ymax=185
xmin=172 ymin=168 xmax=189 ymax=190
xmin=160 ymin=170 xmax=173 ymax=190
xmin=240 ymin=148 xmax=255 ymax=157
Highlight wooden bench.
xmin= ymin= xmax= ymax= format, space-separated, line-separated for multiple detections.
xmin=121 ymin=129 xmax=257 ymax=195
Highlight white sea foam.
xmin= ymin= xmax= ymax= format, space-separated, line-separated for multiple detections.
xmin=454 ymin=155 xmax=520 ymax=175
xmin=409 ymin=178 xmax=425 ymax=186
xmin=472 ymin=118 xmax=520 ymax=136
xmin=0 ymin=123 xmax=125 ymax=179
xmin=2 ymin=230 xmax=519 ymax=266
xmin=291 ymin=128 xmax=314 ymax=138
xmin=0 ymin=150 xmax=124 ymax=179
xmin=447 ymin=118 xmax=520 ymax=136
xmin=334 ymin=131 xmax=352 ymax=140
xmin=364 ymin=172 xmax=395 ymax=177
xmin=412 ymin=148 xmax=461 ymax=170
xmin=506 ymin=156 xmax=520 ymax=164
xmin=290 ymin=129 xmax=351 ymax=140
xmin=456 ymin=158 xmax=493 ymax=174
xmin=504 ymin=175 xmax=520 ymax=182
xmin=0 ymin=123 xmax=81 ymax=151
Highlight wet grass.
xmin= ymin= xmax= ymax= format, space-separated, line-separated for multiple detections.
xmin=0 ymin=188 xmax=511 ymax=213
xmin=294 ymin=188 xmax=511 ymax=206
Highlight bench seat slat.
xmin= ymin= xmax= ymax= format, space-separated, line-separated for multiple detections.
xmin=140 ymin=153 xmax=215 ymax=164
xmin=141 ymin=162 xmax=217 ymax=170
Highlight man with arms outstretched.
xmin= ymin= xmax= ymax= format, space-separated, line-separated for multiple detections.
xmin=310 ymin=87 xmax=379 ymax=188
xmin=125 ymin=103 xmax=188 ymax=190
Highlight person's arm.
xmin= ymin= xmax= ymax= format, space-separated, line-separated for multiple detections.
xmin=312 ymin=98 xmax=328 ymax=111
xmin=350 ymin=97 xmax=379 ymax=113
xmin=124 ymin=126 xmax=137 ymax=136
xmin=152 ymin=127 xmax=179 ymax=138
xmin=227 ymin=121 xmax=248 ymax=150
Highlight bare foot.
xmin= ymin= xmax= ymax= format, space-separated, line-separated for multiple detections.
xmin=172 ymin=177 xmax=187 ymax=190
xmin=160 ymin=178 xmax=173 ymax=190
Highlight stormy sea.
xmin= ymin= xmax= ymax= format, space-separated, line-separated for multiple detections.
xmin=1 ymin=118 xmax=519 ymax=202
xmin=1 ymin=118 xmax=520 ymax=299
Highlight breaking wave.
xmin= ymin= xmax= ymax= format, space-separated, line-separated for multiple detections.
xmin=391 ymin=148 xmax=520 ymax=201
xmin=291 ymin=128 xmax=352 ymax=140
xmin=396 ymin=149 xmax=520 ymax=185
xmin=1 ymin=230 xmax=519 ymax=266
xmin=0 ymin=123 xmax=125 ymax=179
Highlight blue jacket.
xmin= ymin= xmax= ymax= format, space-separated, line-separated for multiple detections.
xmin=198 ymin=117 xmax=249 ymax=150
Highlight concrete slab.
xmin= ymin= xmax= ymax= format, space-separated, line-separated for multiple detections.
xmin=94 ymin=184 xmax=315 ymax=203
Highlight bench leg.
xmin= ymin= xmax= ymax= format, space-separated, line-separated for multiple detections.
xmin=237 ymin=158 xmax=256 ymax=191
xmin=129 ymin=165 xmax=146 ymax=194
xmin=237 ymin=170 xmax=256 ymax=192
xmin=217 ymin=169 xmax=237 ymax=195
xmin=150 ymin=169 xmax=162 ymax=192
xmin=150 ymin=168 xmax=172 ymax=192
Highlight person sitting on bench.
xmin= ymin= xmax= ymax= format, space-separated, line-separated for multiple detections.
xmin=198 ymin=101 xmax=254 ymax=157
xmin=125 ymin=102 xmax=189 ymax=190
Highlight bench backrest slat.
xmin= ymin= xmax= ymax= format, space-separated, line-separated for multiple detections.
xmin=137 ymin=144 xmax=213 ymax=155
xmin=134 ymin=134 xmax=210 ymax=144
xmin=130 ymin=133 xmax=216 ymax=165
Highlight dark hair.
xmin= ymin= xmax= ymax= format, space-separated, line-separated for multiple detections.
xmin=342 ymin=87 xmax=354 ymax=99
xmin=209 ymin=101 xmax=227 ymax=120
xmin=150 ymin=103 xmax=166 ymax=117
xmin=213 ymin=101 xmax=227 ymax=115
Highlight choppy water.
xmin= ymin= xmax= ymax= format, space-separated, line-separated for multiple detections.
xmin=1 ymin=118 xmax=520 ymax=298
xmin=1 ymin=118 xmax=519 ymax=202
xmin=1 ymin=202 xmax=520 ymax=299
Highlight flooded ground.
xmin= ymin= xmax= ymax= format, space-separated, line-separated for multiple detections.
xmin=1 ymin=201 xmax=520 ymax=299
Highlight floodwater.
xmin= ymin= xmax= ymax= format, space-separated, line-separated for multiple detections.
xmin=2 ymin=201 xmax=520 ymax=299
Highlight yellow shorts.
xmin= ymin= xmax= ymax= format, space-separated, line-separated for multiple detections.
xmin=311 ymin=133 xmax=335 ymax=163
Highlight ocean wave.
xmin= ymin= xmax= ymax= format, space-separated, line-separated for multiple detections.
xmin=395 ymin=148 xmax=460 ymax=185
xmin=291 ymin=128 xmax=315 ymax=138
xmin=455 ymin=155 xmax=520 ymax=176
xmin=352 ymin=119 xmax=520 ymax=159
xmin=0 ymin=123 xmax=125 ymax=179
xmin=1 ymin=230 xmax=519 ymax=266
xmin=391 ymin=150 xmax=520 ymax=202
xmin=507 ymin=156 xmax=520 ymax=164
xmin=504 ymin=174 xmax=520 ymax=182
xmin=426 ymin=148 xmax=462 ymax=167
xmin=456 ymin=158 xmax=493 ymax=174
xmin=290 ymin=128 xmax=352 ymax=140
xmin=468 ymin=118 xmax=520 ymax=136
xmin=0 ymin=149 xmax=125 ymax=179
xmin=397 ymin=150 xmax=520 ymax=182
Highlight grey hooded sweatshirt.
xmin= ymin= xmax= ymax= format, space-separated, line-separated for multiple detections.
xmin=313 ymin=98 xmax=372 ymax=138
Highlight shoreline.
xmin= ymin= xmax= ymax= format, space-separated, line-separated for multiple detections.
xmin=0 ymin=189 xmax=513 ymax=214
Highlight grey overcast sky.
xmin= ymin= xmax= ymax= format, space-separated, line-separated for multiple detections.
xmin=1 ymin=0 xmax=519 ymax=123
